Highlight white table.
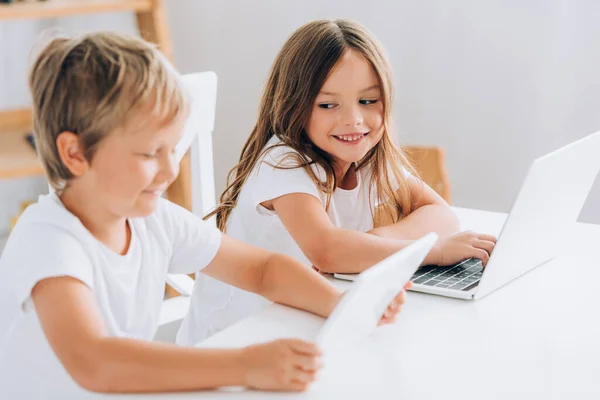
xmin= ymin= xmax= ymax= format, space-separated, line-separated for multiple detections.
xmin=121 ymin=208 xmax=600 ymax=400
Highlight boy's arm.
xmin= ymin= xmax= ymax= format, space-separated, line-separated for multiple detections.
xmin=32 ymin=277 xmax=246 ymax=393
xmin=201 ymin=235 xmax=343 ymax=318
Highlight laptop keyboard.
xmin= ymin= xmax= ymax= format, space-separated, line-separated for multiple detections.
xmin=410 ymin=258 xmax=484 ymax=292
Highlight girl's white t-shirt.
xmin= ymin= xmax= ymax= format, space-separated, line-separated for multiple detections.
xmin=0 ymin=193 xmax=222 ymax=398
xmin=178 ymin=137 xmax=405 ymax=346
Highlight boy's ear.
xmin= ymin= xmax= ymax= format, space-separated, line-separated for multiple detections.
xmin=56 ymin=131 xmax=89 ymax=177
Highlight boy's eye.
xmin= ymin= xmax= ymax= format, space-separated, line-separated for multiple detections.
xmin=140 ymin=152 xmax=158 ymax=158
xmin=360 ymin=99 xmax=379 ymax=105
xmin=318 ymin=103 xmax=337 ymax=109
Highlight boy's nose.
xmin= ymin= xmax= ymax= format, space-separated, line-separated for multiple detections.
xmin=160 ymin=152 xmax=180 ymax=183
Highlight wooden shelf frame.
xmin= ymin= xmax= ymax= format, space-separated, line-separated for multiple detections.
xmin=0 ymin=108 xmax=42 ymax=180
xmin=0 ymin=0 xmax=189 ymax=211
xmin=0 ymin=0 xmax=153 ymax=21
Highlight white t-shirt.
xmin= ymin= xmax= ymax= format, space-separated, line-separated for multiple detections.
xmin=177 ymin=137 xmax=404 ymax=346
xmin=0 ymin=193 xmax=221 ymax=398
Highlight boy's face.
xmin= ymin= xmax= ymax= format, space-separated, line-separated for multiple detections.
xmin=84 ymin=114 xmax=186 ymax=218
xmin=305 ymin=50 xmax=385 ymax=172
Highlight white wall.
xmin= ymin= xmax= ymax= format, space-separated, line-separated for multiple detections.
xmin=1 ymin=0 xmax=599 ymax=239
xmin=166 ymin=0 xmax=600 ymax=224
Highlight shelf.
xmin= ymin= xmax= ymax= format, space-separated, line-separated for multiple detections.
xmin=0 ymin=0 xmax=153 ymax=21
xmin=0 ymin=108 xmax=44 ymax=180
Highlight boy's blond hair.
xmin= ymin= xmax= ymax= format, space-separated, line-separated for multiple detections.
xmin=29 ymin=31 xmax=187 ymax=192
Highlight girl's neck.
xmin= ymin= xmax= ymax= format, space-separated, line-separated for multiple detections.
xmin=59 ymin=184 xmax=131 ymax=255
xmin=335 ymin=161 xmax=358 ymax=190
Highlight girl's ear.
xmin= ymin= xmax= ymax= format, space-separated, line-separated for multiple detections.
xmin=56 ymin=131 xmax=90 ymax=177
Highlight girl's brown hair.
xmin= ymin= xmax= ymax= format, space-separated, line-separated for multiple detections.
xmin=207 ymin=19 xmax=418 ymax=231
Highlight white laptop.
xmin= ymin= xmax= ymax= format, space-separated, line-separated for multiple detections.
xmin=316 ymin=233 xmax=437 ymax=351
xmin=334 ymin=131 xmax=600 ymax=300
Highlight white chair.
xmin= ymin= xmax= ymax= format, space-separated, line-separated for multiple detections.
xmin=155 ymin=71 xmax=218 ymax=342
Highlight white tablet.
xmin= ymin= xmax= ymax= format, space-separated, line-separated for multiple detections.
xmin=316 ymin=233 xmax=438 ymax=351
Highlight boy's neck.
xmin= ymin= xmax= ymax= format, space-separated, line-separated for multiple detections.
xmin=59 ymin=185 xmax=131 ymax=256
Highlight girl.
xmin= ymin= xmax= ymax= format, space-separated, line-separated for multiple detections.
xmin=179 ymin=19 xmax=495 ymax=346
xmin=0 ymin=32 xmax=406 ymax=397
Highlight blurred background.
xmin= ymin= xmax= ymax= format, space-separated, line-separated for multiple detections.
xmin=1 ymin=0 xmax=599 ymax=250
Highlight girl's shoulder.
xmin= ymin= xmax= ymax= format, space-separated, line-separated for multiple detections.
xmin=260 ymin=136 xmax=309 ymax=167
xmin=257 ymin=138 xmax=328 ymax=183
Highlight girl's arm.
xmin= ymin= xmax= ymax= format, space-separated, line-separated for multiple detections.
xmin=269 ymin=193 xmax=424 ymax=273
xmin=269 ymin=190 xmax=494 ymax=274
xmin=368 ymin=176 xmax=460 ymax=240
xmin=33 ymin=277 xmax=321 ymax=393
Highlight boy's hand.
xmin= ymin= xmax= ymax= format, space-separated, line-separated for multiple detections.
xmin=240 ymin=339 xmax=322 ymax=392
xmin=378 ymin=281 xmax=412 ymax=326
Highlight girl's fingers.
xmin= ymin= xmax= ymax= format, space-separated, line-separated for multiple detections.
xmin=477 ymin=233 xmax=497 ymax=243
xmin=476 ymin=239 xmax=495 ymax=256
xmin=473 ymin=248 xmax=490 ymax=266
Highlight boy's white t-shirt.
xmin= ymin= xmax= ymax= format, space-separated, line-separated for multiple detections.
xmin=0 ymin=193 xmax=221 ymax=398
xmin=177 ymin=137 xmax=406 ymax=346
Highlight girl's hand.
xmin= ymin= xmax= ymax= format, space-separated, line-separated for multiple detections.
xmin=432 ymin=231 xmax=497 ymax=266
xmin=239 ymin=339 xmax=322 ymax=392
xmin=378 ymin=281 xmax=412 ymax=326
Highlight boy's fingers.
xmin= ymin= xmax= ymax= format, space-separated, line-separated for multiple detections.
xmin=289 ymin=339 xmax=321 ymax=356
xmin=294 ymin=354 xmax=321 ymax=372
xmin=379 ymin=315 xmax=397 ymax=325
xmin=288 ymin=379 xmax=312 ymax=392
xmin=395 ymin=290 xmax=407 ymax=305
xmin=291 ymin=369 xmax=318 ymax=385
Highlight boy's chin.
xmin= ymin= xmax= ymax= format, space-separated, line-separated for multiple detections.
xmin=130 ymin=198 xmax=160 ymax=217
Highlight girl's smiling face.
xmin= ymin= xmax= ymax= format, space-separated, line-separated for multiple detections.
xmin=305 ymin=50 xmax=384 ymax=173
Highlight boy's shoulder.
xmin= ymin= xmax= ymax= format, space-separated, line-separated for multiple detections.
xmin=12 ymin=195 xmax=193 ymax=239
xmin=0 ymin=194 xmax=91 ymax=270
xmin=13 ymin=193 xmax=84 ymax=235
xmin=148 ymin=197 xmax=211 ymax=240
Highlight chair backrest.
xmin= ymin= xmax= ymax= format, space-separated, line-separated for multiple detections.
xmin=405 ymin=145 xmax=452 ymax=204
xmin=374 ymin=145 xmax=453 ymax=227
xmin=175 ymin=72 xmax=219 ymax=219
xmin=164 ymin=72 xmax=218 ymax=296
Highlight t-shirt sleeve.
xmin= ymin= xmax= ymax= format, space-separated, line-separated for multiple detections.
xmin=250 ymin=146 xmax=324 ymax=214
xmin=159 ymin=200 xmax=222 ymax=274
xmin=6 ymin=225 xmax=94 ymax=312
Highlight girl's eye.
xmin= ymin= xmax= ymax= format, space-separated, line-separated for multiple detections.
xmin=318 ymin=103 xmax=337 ymax=109
xmin=140 ymin=152 xmax=158 ymax=158
xmin=360 ymin=99 xmax=379 ymax=105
